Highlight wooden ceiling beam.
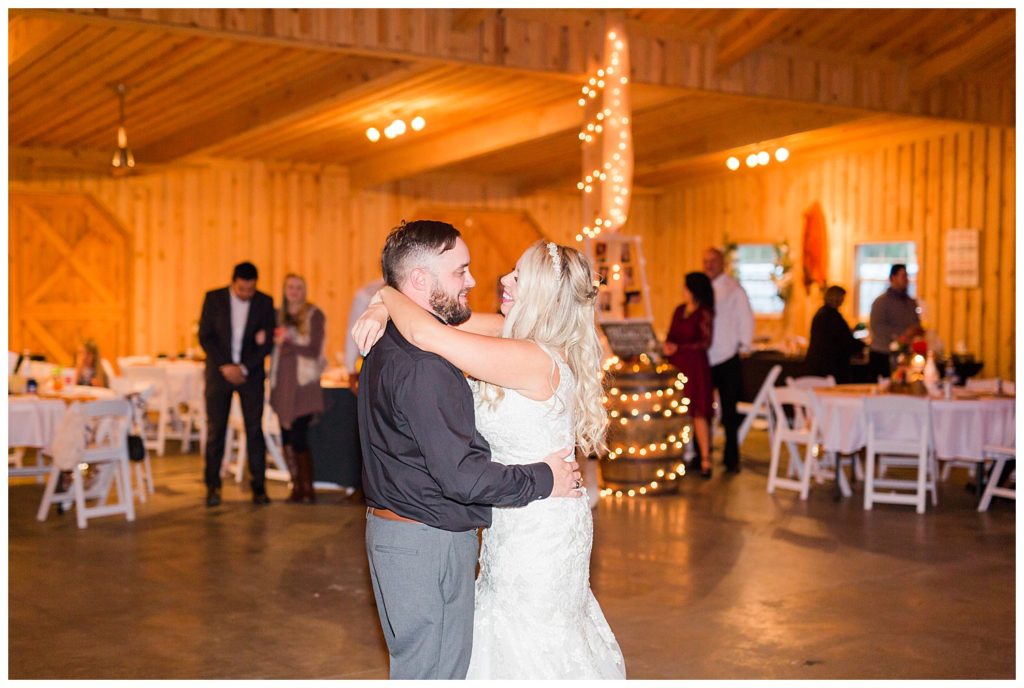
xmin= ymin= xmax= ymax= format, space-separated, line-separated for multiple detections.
xmin=136 ymin=57 xmax=419 ymax=163
xmin=910 ymin=11 xmax=1015 ymax=89
xmin=451 ymin=9 xmax=495 ymax=32
xmin=714 ymin=8 xmax=798 ymax=70
xmin=349 ymin=98 xmax=585 ymax=189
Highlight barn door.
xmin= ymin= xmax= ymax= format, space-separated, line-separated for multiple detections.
xmin=413 ymin=208 xmax=546 ymax=315
xmin=9 ymin=191 xmax=131 ymax=366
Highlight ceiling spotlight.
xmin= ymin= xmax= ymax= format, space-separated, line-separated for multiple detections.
xmin=775 ymin=147 xmax=790 ymax=162
xmin=384 ymin=124 xmax=399 ymax=139
xmin=411 ymin=116 xmax=425 ymax=131
xmin=757 ymin=150 xmax=770 ymax=165
xmin=726 ymin=156 xmax=740 ymax=171
xmin=390 ymin=119 xmax=407 ymax=136
xmin=746 ymin=154 xmax=758 ymax=168
xmin=366 ymin=127 xmax=381 ymax=142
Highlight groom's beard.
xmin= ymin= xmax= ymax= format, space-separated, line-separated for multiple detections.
xmin=429 ymin=284 xmax=472 ymax=325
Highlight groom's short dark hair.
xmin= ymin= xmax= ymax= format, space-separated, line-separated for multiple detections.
xmin=381 ymin=220 xmax=461 ymax=289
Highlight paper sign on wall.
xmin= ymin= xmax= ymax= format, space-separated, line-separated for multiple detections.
xmin=945 ymin=229 xmax=979 ymax=288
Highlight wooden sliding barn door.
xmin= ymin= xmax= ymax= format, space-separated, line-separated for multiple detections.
xmin=9 ymin=191 xmax=131 ymax=366
xmin=414 ymin=208 xmax=546 ymax=316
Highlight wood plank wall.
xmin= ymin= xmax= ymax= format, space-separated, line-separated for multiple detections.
xmin=10 ymin=163 xmax=655 ymax=365
xmin=640 ymin=123 xmax=1016 ymax=380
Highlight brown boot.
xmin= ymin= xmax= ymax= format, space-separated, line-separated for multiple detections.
xmin=282 ymin=445 xmax=302 ymax=503
xmin=296 ymin=450 xmax=316 ymax=503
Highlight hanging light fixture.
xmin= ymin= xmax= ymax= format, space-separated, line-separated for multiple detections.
xmin=111 ymin=83 xmax=135 ymax=171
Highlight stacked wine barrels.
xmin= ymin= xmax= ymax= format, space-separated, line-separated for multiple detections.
xmin=598 ymin=355 xmax=692 ymax=496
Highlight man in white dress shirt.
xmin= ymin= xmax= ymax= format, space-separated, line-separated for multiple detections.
xmin=703 ymin=248 xmax=755 ymax=473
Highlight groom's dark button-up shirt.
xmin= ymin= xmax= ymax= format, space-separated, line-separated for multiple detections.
xmin=358 ymin=322 xmax=554 ymax=532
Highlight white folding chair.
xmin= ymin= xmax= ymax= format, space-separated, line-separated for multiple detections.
xmin=863 ymin=396 xmax=937 ymax=514
xmin=737 ymin=364 xmax=782 ymax=446
xmin=36 ymin=399 xmax=136 ymax=529
xmin=181 ymin=381 xmax=208 ymax=455
xmin=100 ymin=357 xmax=117 ymax=384
xmin=120 ymin=366 xmax=171 ymax=456
xmin=8 ymin=351 xmax=18 ymax=375
xmin=221 ymin=395 xmax=290 ymax=483
xmin=782 ymin=375 xmax=836 ymax=478
xmin=978 ymin=445 xmax=1016 ymax=511
xmin=766 ymin=386 xmax=819 ymax=500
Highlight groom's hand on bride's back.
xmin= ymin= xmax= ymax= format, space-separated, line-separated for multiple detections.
xmin=543 ymin=447 xmax=584 ymax=498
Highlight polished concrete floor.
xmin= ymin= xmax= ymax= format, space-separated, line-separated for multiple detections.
xmin=8 ymin=431 xmax=1016 ymax=680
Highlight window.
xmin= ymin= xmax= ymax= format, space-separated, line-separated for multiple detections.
xmin=854 ymin=242 xmax=918 ymax=322
xmin=734 ymin=243 xmax=784 ymax=316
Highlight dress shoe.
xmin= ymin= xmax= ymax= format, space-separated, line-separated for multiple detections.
xmin=252 ymin=489 xmax=271 ymax=505
xmin=206 ymin=487 xmax=222 ymax=507
xmin=700 ymin=466 xmax=713 ymax=480
xmin=725 ymin=463 xmax=741 ymax=474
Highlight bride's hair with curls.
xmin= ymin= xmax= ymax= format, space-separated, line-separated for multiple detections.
xmin=478 ymin=240 xmax=608 ymax=455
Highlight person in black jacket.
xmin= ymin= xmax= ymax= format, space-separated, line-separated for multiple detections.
xmin=198 ymin=261 xmax=276 ymax=507
xmin=804 ymin=285 xmax=864 ymax=384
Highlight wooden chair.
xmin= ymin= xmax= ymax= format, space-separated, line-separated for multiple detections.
xmin=863 ymin=396 xmax=937 ymax=514
xmin=978 ymin=445 xmax=1015 ymax=512
xmin=36 ymin=399 xmax=136 ymax=529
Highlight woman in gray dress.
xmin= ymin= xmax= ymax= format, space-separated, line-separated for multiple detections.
xmin=270 ymin=273 xmax=326 ymax=503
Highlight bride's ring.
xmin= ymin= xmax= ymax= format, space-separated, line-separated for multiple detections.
xmin=574 ymin=479 xmax=581 ymax=489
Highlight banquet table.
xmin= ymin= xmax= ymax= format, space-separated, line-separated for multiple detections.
xmin=813 ymin=384 xmax=1016 ymax=462
xmin=120 ymin=359 xmax=204 ymax=407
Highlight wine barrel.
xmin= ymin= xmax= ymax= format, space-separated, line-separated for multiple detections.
xmin=598 ymin=355 xmax=692 ymax=496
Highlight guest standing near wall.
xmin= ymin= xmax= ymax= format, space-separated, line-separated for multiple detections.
xmin=663 ymin=272 xmax=716 ymax=478
xmin=270 ymin=273 xmax=326 ymax=503
xmin=805 ymin=285 xmax=864 ymax=384
xmin=868 ymin=264 xmax=922 ymax=380
xmin=702 ymin=247 xmax=754 ymax=474
xmin=198 ymin=261 xmax=276 ymax=507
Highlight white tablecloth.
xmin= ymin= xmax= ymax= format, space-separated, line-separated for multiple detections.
xmin=121 ymin=360 xmax=204 ymax=407
xmin=814 ymin=387 xmax=1016 ymax=461
xmin=9 ymin=396 xmax=67 ymax=453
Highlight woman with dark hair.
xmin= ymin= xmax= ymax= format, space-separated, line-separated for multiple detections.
xmin=663 ymin=272 xmax=715 ymax=478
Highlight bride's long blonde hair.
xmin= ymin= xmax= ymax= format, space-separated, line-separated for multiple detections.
xmin=479 ymin=240 xmax=608 ymax=455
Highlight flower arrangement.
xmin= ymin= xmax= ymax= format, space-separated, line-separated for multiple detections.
xmin=771 ymin=240 xmax=794 ymax=304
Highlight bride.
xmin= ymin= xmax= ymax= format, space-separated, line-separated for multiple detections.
xmin=356 ymin=239 xmax=625 ymax=679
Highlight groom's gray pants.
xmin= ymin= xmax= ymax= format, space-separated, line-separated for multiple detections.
xmin=365 ymin=511 xmax=478 ymax=679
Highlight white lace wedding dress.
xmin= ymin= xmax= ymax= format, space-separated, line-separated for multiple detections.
xmin=465 ymin=347 xmax=626 ymax=679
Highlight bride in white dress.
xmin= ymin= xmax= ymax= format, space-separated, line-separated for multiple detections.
xmin=365 ymin=240 xmax=626 ymax=679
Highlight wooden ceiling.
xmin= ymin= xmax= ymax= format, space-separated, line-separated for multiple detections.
xmin=8 ymin=8 xmax=1015 ymax=191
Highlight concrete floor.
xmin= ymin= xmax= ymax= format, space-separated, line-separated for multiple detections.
xmin=8 ymin=431 xmax=1016 ymax=680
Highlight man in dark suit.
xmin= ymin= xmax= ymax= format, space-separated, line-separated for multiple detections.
xmin=199 ymin=261 xmax=276 ymax=506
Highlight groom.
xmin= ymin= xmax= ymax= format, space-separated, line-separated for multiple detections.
xmin=358 ymin=220 xmax=582 ymax=680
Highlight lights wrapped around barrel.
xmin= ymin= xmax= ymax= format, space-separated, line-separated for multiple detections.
xmin=598 ymin=354 xmax=691 ymax=497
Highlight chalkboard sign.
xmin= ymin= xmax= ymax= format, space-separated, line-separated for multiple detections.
xmin=601 ymin=321 xmax=658 ymax=358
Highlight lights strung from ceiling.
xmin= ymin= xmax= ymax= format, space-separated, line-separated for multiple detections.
xmin=727 ymin=147 xmax=789 ymax=171
xmin=576 ymin=26 xmax=633 ymax=243
xmin=366 ymin=115 xmax=426 ymax=143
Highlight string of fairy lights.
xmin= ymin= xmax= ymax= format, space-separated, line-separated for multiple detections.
xmin=577 ymin=27 xmax=633 ymax=243
xmin=598 ymin=355 xmax=692 ymax=499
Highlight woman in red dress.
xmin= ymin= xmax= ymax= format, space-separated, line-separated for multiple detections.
xmin=663 ymin=272 xmax=715 ymax=478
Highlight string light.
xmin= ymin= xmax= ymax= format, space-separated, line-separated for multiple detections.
xmin=729 ymin=147 xmax=792 ymax=170
xmin=577 ymin=23 xmax=632 ymax=242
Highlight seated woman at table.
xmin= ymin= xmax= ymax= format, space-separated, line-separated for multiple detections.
xmin=270 ymin=273 xmax=326 ymax=504
xmin=73 ymin=340 xmax=108 ymax=387
xmin=663 ymin=272 xmax=715 ymax=478
xmin=805 ymin=285 xmax=864 ymax=384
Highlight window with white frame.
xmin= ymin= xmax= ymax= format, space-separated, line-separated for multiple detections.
xmin=854 ymin=242 xmax=918 ymax=322
xmin=733 ymin=243 xmax=784 ymax=316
